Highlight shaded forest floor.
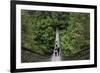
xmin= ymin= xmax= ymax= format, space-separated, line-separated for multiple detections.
xmin=21 ymin=48 xmax=90 ymax=63
xmin=21 ymin=49 xmax=51 ymax=63
xmin=61 ymin=48 xmax=90 ymax=61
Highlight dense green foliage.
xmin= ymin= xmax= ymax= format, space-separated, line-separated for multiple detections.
xmin=21 ymin=10 xmax=90 ymax=59
xmin=60 ymin=13 xmax=90 ymax=57
xmin=21 ymin=10 xmax=69 ymax=56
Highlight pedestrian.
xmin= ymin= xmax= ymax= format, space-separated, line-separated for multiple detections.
xmin=55 ymin=48 xmax=57 ymax=56
xmin=57 ymin=47 xmax=59 ymax=55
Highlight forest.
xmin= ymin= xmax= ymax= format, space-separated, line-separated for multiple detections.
xmin=21 ymin=10 xmax=90 ymax=62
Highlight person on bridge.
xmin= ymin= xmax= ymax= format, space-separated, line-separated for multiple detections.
xmin=55 ymin=48 xmax=57 ymax=56
xmin=55 ymin=44 xmax=59 ymax=56
xmin=57 ymin=47 xmax=59 ymax=56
